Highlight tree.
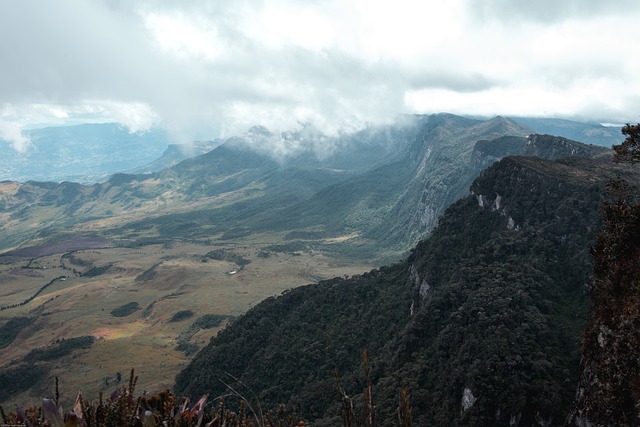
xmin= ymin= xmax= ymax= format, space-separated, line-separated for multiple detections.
xmin=567 ymin=122 xmax=640 ymax=426
xmin=614 ymin=122 xmax=640 ymax=164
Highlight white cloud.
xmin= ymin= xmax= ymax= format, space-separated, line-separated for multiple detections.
xmin=1 ymin=0 xmax=640 ymax=151
xmin=0 ymin=102 xmax=158 ymax=133
xmin=0 ymin=118 xmax=31 ymax=153
xmin=144 ymin=12 xmax=224 ymax=61
xmin=98 ymin=101 xmax=159 ymax=133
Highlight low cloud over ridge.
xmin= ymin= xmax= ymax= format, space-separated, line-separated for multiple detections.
xmin=1 ymin=0 xmax=640 ymax=150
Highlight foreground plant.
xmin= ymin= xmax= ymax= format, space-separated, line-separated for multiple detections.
xmin=0 ymin=369 xmax=303 ymax=427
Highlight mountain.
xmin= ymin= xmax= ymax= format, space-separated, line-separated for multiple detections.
xmin=0 ymin=123 xmax=171 ymax=183
xmin=174 ymin=155 xmax=640 ymax=426
xmin=243 ymin=116 xmax=609 ymax=257
xmin=0 ymin=115 xmax=609 ymax=262
xmin=0 ymin=115 xmax=621 ymax=412
xmin=129 ymin=141 xmax=221 ymax=174
xmin=510 ymin=117 xmax=624 ymax=147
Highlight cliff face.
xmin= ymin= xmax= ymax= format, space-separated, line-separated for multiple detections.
xmin=565 ymin=125 xmax=640 ymax=425
xmin=399 ymin=156 xmax=617 ymax=425
xmin=362 ymin=115 xmax=534 ymax=252
xmin=175 ymin=156 xmax=640 ymax=426
xmin=567 ymin=176 xmax=640 ymax=426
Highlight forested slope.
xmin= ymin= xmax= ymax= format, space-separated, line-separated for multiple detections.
xmin=175 ymin=155 xmax=640 ymax=426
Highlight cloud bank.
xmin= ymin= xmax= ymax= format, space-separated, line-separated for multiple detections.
xmin=1 ymin=0 xmax=639 ymax=150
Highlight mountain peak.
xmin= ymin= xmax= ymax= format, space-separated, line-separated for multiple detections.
xmin=487 ymin=115 xmax=518 ymax=126
xmin=246 ymin=125 xmax=273 ymax=137
xmin=478 ymin=115 xmax=532 ymax=137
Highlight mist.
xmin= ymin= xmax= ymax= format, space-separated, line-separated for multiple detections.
xmin=1 ymin=0 xmax=640 ymax=154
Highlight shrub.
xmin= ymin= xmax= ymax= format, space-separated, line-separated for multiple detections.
xmin=82 ymin=264 xmax=112 ymax=277
xmin=0 ymin=317 xmax=34 ymax=349
xmin=111 ymin=302 xmax=139 ymax=317
xmin=170 ymin=310 xmax=194 ymax=323
xmin=193 ymin=314 xmax=230 ymax=329
xmin=24 ymin=336 xmax=95 ymax=362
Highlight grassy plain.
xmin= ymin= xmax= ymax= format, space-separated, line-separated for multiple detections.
xmin=0 ymin=238 xmax=372 ymax=408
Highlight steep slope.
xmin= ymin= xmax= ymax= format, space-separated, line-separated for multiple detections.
xmin=470 ymin=133 xmax=610 ymax=172
xmin=106 ymin=115 xmax=539 ymax=260
xmin=251 ymin=116 xmax=608 ymax=259
xmin=129 ymin=141 xmax=221 ymax=174
xmin=240 ymin=115 xmax=525 ymax=252
xmin=567 ymin=127 xmax=640 ymax=425
xmin=0 ymin=115 xmax=608 ymax=260
xmin=174 ymin=155 xmax=640 ymax=426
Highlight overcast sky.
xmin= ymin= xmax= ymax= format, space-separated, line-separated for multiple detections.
xmin=1 ymin=0 xmax=640 ymax=151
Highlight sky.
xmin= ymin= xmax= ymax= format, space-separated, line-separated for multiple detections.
xmin=1 ymin=0 xmax=640 ymax=152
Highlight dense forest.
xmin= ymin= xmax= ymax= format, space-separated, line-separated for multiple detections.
xmin=175 ymin=154 xmax=640 ymax=426
xmin=567 ymin=123 xmax=640 ymax=425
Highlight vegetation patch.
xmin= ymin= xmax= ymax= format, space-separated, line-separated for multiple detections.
xmin=263 ymin=241 xmax=308 ymax=253
xmin=204 ymin=249 xmax=250 ymax=266
xmin=24 ymin=336 xmax=95 ymax=362
xmin=175 ymin=341 xmax=199 ymax=356
xmin=82 ymin=264 xmax=112 ymax=277
xmin=141 ymin=301 xmax=156 ymax=318
xmin=169 ymin=310 xmax=194 ymax=323
xmin=0 ymin=317 xmax=35 ymax=349
xmin=174 ymin=313 xmax=234 ymax=356
xmin=0 ymin=369 xmax=303 ymax=427
xmin=110 ymin=302 xmax=139 ymax=317
xmin=61 ymin=253 xmax=93 ymax=267
xmin=0 ymin=363 xmax=48 ymax=402
xmin=219 ymin=227 xmax=251 ymax=240
xmin=192 ymin=313 xmax=231 ymax=329
xmin=135 ymin=262 xmax=161 ymax=282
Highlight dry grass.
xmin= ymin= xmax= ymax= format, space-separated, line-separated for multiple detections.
xmin=0 ymin=241 xmax=372 ymax=410
xmin=0 ymin=369 xmax=305 ymax=427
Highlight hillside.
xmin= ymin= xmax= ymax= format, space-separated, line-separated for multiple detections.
xmin=0 ymin=117 xmax=619 ymax=413
xmin=0 ymin=114 xmax=609 ymax=262
xmin=174 ymin=155 xmax=639 ymax=426
xmin=129 ymin=141 xmax=221 ymax=174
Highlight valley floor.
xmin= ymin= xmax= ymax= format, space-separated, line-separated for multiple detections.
xmin=0 ymin=238 xmax=372 ymax=408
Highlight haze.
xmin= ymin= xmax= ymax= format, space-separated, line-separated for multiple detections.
xmin=1 ymin=0 xmax=639 ymax=152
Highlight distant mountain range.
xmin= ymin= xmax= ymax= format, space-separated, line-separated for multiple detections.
xmin=510 ymin=117 xmax=624 ymax=147
xmin=0 ymin=115 xmax=610 ymax=261
xmin=0 ymin=123 xmax=175 ymax=183
xmin=128 ymin=140 xmax=220 ymax=174
xmin=0 ymin=116 xmax=621 ymax=185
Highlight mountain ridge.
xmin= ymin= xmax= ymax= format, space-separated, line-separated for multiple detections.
xmin=174 ymin=154 xmax=639 ymax=425
xmin=1 ymin=114 xmax=610 ymax=262
xmin=0 ymin=116 xmax=626 ymax=416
